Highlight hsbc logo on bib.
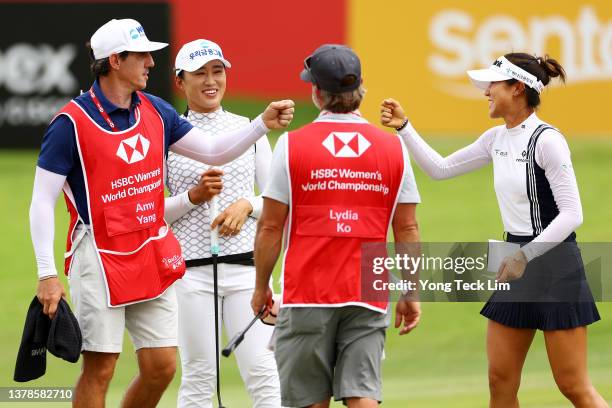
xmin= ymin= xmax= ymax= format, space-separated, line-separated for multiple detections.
xmin=322 ymin=132 xmax=371 ymax=158
xmin=116 ymin=134 xmax=150 ymax=164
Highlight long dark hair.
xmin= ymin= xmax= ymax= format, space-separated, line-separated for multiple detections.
xmin=504 ymin=52 xmax=566 ymax=108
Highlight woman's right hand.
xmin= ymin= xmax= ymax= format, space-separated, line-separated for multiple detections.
xmin=188 ymin=168 xmax=224 ymax=205
xmin=381 ymin=98 xmax=408 ymax=129
xmin=262 ymin=100 xmax=295 ymax=129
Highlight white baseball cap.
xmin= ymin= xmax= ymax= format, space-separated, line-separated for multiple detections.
xmin=90 ymin=18 xmax=168 ymax=60
xmin=467 ymin=56 xmax=545 ymax=94
xmin=174 ymin=39 xmax=231 ymax=76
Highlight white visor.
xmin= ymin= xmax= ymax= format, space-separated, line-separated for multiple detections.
xmin=467 ymin=56 xmax=545 ymax=94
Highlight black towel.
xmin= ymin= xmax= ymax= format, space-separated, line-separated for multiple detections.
xmin=14 ymin=296 xmax=82 ymax=382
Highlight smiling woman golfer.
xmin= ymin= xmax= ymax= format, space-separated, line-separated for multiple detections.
xmin=381 ymin=53 xmax=607 ymax=407
xmin=165 ymin=39 xmax=280 ymax=408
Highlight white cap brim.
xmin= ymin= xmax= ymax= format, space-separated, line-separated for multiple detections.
xmin=96 ymin=41 xmax=169 ymax=59
xmin=466 ymin=68 xmax=513 ymax=90
xmin=124 ymin=40 xmax=168 ymax=53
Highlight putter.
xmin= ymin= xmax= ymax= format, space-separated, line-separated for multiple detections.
xmin=222 ymin=308 xmax=265 ymax=357
xmin=210 ymin=197 xmax=225 ymax=408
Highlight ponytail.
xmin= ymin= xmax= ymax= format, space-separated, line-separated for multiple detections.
xmin=504 ymin=52 xmax=567 ymax=108
xmin=539 ymin=55 xmax=566 ymax=84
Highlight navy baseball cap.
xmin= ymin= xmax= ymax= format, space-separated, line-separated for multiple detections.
xmin=300 ymin=44 xmax=361 ymax=93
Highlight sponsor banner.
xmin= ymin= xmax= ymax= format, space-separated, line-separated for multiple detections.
xmin=351 ymin=0 xmax=612 ymax=136
xmin=0 ymin=2 xmax=170 ymax=148
xmin=171 ymin=0 xmax=346 ymax=99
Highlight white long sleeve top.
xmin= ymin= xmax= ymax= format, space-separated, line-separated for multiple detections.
xmin=165 ymin=108 xmax=271 ymax=260
xmin=398 ymin=113 xmax=582 ymax=261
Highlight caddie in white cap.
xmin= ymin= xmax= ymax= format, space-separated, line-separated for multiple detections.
xmin=90 ymin=18 xmax=168 ymax=59
xmin=31 ymin=18 xmax=294 ymax=408
xmin=168 ymin=38 xmax=284 ymax=408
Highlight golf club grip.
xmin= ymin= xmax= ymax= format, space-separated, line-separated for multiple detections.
xmin=210 ymin=197 xmax=219 ymax=255
xmin=222 ymin=333 xmax=245 ymax=357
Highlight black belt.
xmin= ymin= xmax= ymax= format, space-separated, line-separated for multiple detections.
xmin=506 ymin=232 xmax=576 ymax=244
xmin=185 ymin=251 xmax=254 ymax=267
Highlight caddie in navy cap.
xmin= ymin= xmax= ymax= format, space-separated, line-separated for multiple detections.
xmin=300 ymin=44 xmax=362 ymax=93
xmin=252 ymin=41 xmax=422 ymax=408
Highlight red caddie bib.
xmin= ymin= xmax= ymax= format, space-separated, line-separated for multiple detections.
xmin=284 ymin=116 xmax=405 ymax=312
xmin=58 ymin=93 xmax=185 ymax=307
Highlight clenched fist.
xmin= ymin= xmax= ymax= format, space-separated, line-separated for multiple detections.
xmin=251 ymin=286 xmax=273 ymax=318
xmin=262 ymin=100 xmax=295 ymax=129
xmin=380 ymin=98 xmax=408 ymax=129
xmin=188 ymin=168 xmax=223 ymax=205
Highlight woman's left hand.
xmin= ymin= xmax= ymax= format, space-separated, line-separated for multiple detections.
xmin=496 ymin=250 xmax=528 ymax=282
xmin=211 ymin=198 xmax=253 ymax=236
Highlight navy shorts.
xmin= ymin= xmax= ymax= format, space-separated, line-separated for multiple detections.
xmin=481 ymin=233 xmax=600 ymax=330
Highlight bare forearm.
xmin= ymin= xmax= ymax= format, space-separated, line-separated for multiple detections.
xmin=254 ymin=227 xmax=283 ymax=290
xmin=394 ymin=222 xmax=420 ymax=244
xmin=394 ymin=223 xmax=421 ymax=281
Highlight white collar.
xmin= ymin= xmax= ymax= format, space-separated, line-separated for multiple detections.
xmin=186 ymin=107 xmax=224 ymax=121
xmin=314 ymin=110 xmax=368 ymax=123
xmin=506 ymin=112 xmax=541 ymax=136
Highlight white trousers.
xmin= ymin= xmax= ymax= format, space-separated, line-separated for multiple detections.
xmin=175 ymin=263 xmax=281 ymax=408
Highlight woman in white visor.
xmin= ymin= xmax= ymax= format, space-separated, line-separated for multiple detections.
xmin=381 ymin=53 xmax=607 ymax=407
xmin=165 ymin=39 xmax=281 ymax=408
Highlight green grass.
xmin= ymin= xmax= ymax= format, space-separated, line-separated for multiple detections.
xmin=0 ymin=111 xmax=611 ymax=407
